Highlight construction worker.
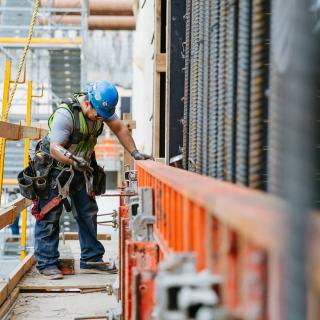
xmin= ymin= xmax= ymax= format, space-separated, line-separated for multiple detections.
xmin=34 ymin=80 xmax=151 ymax=280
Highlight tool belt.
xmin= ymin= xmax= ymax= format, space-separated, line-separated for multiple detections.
xmin=28 ymin=167 xmax=74 ymax=222
xmin=17 ymin=144 xmax=53 ymax=201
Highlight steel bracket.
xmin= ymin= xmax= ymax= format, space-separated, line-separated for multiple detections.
xmin=153 ymin=253 xmax=223 ymax=320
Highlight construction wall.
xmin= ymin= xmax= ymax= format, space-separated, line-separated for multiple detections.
xmin=131 ymin=0 xmax=155 ymax=155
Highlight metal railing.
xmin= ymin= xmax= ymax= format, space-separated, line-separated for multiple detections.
xmin=0 ymin=59 xmax=47 ymax=260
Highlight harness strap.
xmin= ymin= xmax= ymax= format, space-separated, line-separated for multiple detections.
xmin=32 ymin=196 xmax=62 ymax=222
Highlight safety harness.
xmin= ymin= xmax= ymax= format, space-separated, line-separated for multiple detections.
xmin=27 ymin=96 xmax=104 ymax=221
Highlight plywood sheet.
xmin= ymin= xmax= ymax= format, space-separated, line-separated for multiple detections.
xmin=8 ymin=292 xmax=117 ymax=320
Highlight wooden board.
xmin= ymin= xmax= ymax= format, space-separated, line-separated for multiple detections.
xmin=123 ymin=113 xmax=135 ymax=170
xmin=18 ymin=265 xmax=117 ymax=290
xmin=153 ymin=0 xmax=163 ymax=158
xmin=0 ymin=287 xmax=19 ymax=319
xmin=18 ymin=240 xmax=118 ymax=290
xmin=156 ymin=53 xmax=166 ymax=72
xmin=6 ymin=292 xmax=117 ymax=320
xmin=0 ymin=197 xmax=32 ymax=230
xmin=60 ymin=232 xmax=111 ymax=241
xmin=0 ymin=253 xmax=34 ymax=307
xmin=0 ymin=120 xmax=47 ymax=140
xmin=0 ymin=281 xmax=9 ymax=307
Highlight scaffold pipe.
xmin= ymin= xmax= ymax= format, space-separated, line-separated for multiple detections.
xmin=38 ymin=15 xmax=136 ymax=30
xmin=40 ymin=0 xmax=133 ymax=16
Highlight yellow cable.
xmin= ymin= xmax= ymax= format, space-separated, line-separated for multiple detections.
xmin=4 ymin=0 xmax=40 ymax=120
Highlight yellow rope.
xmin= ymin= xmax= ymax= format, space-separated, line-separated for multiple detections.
xmin=4 ymin=0 xmax=40 ymax=120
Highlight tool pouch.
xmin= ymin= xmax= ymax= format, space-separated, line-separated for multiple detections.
xmin=23 ymin=166 xmax=51 ymax=200
xmin=93 ymin=165 xmax=106 ymax=196
xmin=17 ymin=169 xmax=37 ymax=200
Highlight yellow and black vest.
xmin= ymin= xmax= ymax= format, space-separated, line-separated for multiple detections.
xmin=48 ymin=94 xmax=103 ymax=163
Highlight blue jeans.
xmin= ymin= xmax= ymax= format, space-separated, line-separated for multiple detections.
xmin=34 ymin=170 xmax=105 ymax=271
xmin=10 ymin=215 xmax=20 ymax=235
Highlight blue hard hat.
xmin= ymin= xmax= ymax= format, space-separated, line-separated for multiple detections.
xmin=87 ymin=80 xmax=119 ymax=120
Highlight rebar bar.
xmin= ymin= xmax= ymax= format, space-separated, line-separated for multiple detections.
xmin=182 ymin=0 xmax=192 ymax=170
xmin=196 ymin=0 xmax=205 ymax=174
xmin=217 ymin=0 xmax=228 ymax=180
xmin=248 ymin=0 xmax=268 ymax=190
xmin=236 ymin=0 xmax=252 ymax=185
xmin=208 ymin=0 xmax=220 ymax=178
xmin=201 ymin=0 xmax=210 ymax=175
xmin=225 ymin=0 xmax=238 ymax=182
xmin=188 ymin=0 xmax=200 ymax=172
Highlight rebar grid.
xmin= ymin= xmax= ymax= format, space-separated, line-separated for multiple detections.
xmin=217 ymin=0 xmax=228 ymax=180
xmin=188 ymin=0 xmax=200 ymax=172
xmin=236 ymin=0 xmax=252 ymax=185
xmin=201 ymin=0 xmax=210 ymax=175
xmin=225 ymin=0 xmax=238 ymax=182
xmin=249 ymin=0 xmax=268 ymax=190
xmin=195 ymin=0 xmax=205 ymax=174
xmin=182 ymin=0 xmax=192 ymax=170
xmin=208 ymin=0 xmax=220 ymax=178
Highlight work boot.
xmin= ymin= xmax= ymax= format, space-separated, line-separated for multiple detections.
xmin=39 ymin=266 xmax=64 ymax=280
xmin=80 ymin=261 xmax=118 ymax=275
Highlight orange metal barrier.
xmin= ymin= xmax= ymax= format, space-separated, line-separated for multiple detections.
xmin=119 ymin=161 xmax=291 ymax=319
xmin=137 ymin=161 xmax=287 ymax=319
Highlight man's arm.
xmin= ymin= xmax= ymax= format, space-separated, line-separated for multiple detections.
xmin=106 ymin=118 xmax=153 ymax=160
xmin=106 ymin=118 xmax=138 ymax=154
xmin=50 ymin=142 xmax=73 ymax=165
xmin=49 ymin=108 xmax=74 ymax=165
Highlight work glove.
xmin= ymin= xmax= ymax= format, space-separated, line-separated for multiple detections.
xmin=72 ymin=156 xmax=90 ymax=172
xmin=131 ymin=150 xmax=154 ymax=160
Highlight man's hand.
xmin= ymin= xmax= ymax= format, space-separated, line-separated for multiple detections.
xmin=72 ymin=156 xmax=90 ymax=172
xmin=131 ymin=150 xmax=154 ymax=160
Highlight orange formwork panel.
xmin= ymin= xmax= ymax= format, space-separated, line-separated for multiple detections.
xmin=135 ymin=160 xmax=288 ymax=320
xmin=126 ymin=242 xmax=159 ymax=320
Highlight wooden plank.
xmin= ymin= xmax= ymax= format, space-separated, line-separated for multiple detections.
xmin=19 ymin=240 xmax=118 ymax=290
xmin=0 ymin=253 xmax=34 ymax=307
xmin=7 ymin=253 xmax=35 ymax=293
xmin=18 ymin=267 xmax=117 ymax=290
xmin=123 ymin=119 xmax=136 ymax=130
xmin=0 ymin=197 xmax=32 ymax=230
xmin=123 ymin=113 xmax=135 ymax=170
xmin=0 ymin=121 xmax=47 ymax=140
xmin=9 ymin=292 xmax=117 ymax=319
xmin=156 ymin=53 xmax=166 ymax=72
xmin=0 ymin=282 xmax=9 ymax=307
xmin=153 ymin=0 xmax=162 ymax=158
xmin=3 ymin=178 xmax=18 ymax=185
xmin=60 ymin=232 xmax=111 ymax=241
xmin=0 ymin=287 xmax=19 ymax=319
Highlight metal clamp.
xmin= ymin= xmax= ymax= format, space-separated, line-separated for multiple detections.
xmin=56 ymin=166 xmax=74 ymax=199
xmin=153 ymin=254 xmax=222 ymax=320
xmin=129 ymin=187 xmax=155 ymax=242
xmin=83 ymin=171 xmax=93 ymax=196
